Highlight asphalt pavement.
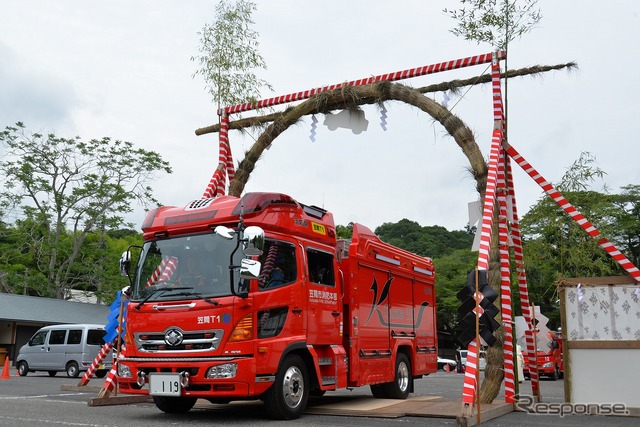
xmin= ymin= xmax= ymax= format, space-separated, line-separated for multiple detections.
xmin=0 ymin=367 xmax=637 ymax=426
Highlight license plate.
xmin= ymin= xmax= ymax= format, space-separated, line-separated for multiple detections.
xmin=149 ymin=373 xmax=182 ymax=396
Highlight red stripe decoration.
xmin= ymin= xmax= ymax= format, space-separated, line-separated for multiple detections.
xmin=145 ymin=257 xmax=169 ymax=288
xmin=221 ymin=113 xmax=235 ymax=184
xmin=506 ymin=144 xmax=640 ymax=283
xmin=158 ymin=256 xmax=179 ymax=283
xmin=504 ymin=158 xmax=540 ymax=395
xmin=202 ymin=113 xmax=232 ymax=199
xmin=258 ymin=244 xmax=278 ymax=288
xmin=101 ymin=344 xmax=126 ymax=393
xmin=78 ymin=342 xmax=113 ymax=386
xmin=223 ymin=52 xmax=506 ymax=115
xmin=497 ymin=150 xmax=515 ymax=403
xmin=462 ymin=341 xmax=480 ymax=404
xmin=491 ymin=52 xmax=504 ymax=124
xmin=477 ymin=129 xmax=503 ymax=270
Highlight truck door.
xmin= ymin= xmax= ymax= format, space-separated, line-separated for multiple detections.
xmin=253 ymin=240 xmax=304 ymax=341
xmin=411 ymin=278 xmax=437 ymax=374
xmin=305 ymin=247 xmax=342 ymax=345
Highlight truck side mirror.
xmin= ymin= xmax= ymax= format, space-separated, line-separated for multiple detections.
xmin=119 ymin=251 xmax=131 ymax=277
xmin=239 ymin=259 xmax=261 ymax=280
xmin=243 ymin=226 xmax=265 ymax=256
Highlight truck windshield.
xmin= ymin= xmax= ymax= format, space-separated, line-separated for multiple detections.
xmin=132 ymin=232 xmax=240 ymax=301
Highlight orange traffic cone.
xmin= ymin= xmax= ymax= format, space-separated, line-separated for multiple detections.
xmin=0 ymin=357 xmax=10 ymax=379
xmin=445 ymin=363 xmax=450 ymax=373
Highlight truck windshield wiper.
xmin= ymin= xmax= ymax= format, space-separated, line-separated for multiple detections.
xmin=169 ymin=291 xmax=219 ymax=306
xmin=134 ymin=286 xmax=195 ymax=310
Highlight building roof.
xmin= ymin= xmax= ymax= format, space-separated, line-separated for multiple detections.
xmin=0 ymin=292 xmax=110 ymax=326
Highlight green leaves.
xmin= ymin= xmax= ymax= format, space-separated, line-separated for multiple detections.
xmin=192 ymin=0 xmax=273 ymax=110
xmin=444 ymin=0 xmax=542 ymax=50
xmin=0 ymin=123 xmax=171 ymax=299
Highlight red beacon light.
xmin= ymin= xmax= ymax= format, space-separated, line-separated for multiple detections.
xmin=232 ymin=192 xmax=298 ymax=216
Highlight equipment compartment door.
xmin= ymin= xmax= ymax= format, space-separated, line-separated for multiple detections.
xmin=305 ymin=247 xmax=342 ymax=345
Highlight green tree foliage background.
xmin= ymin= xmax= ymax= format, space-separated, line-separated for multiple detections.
xmin=0 ymin=123 xmax=170 ymax=304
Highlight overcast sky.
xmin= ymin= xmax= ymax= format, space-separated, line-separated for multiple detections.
xmin=1 ymin=1 xmax=638 ymax=234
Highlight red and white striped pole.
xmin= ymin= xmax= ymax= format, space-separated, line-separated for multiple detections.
xmin=504 ymin=158 xmax=540 ymax=397
xmin=78 ymin=342 xmax=113 ymax=386
xmin=224 ymin=52 xmax=506 ymax=115
xmin=462 ymin=340 xmax=480 ymax=416
xmin=505 ymin=142 xmax=640 ymax=283
xmin=497 ymin=151 xmax=516 ymax=403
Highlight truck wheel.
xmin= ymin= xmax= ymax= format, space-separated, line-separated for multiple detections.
xmin=17 ymin=361 xmax=29 ymax=376
xmin=370 ymin=383 xmax=387 ymax=398
xmin=153 ymin=396 xmax=197 ymax=413
xmin=550 ymin=367 xmax=559 ymax=381
xmin=383 ymin=353 xmax=411 ymax=399
xmin=66 ymin=362 xmax=80 ymax=378
xmin=263 ymin=354 xmax=309 ymax=420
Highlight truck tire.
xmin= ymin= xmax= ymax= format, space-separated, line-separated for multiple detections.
xmin=17 ymin=361 xmax=29 ymax=376
xmin=153 ymin=396 xmax=197 ymax=413
xmin=383 ymin=353 xmax=411 ymax=399
xmin=263 ymin=354 xmax=309 ymax=420
xmin=370 ymin=383 xmax=387 ymax=398
xmin=550 ymin=367 xmax=559 ymax=381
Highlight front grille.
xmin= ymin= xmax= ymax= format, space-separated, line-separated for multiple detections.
xmin=134 ymin=328 xmax=223 ymax=353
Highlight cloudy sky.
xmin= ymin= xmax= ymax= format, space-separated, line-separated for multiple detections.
xmin=1 ymin=0 xmax=638 ymax=233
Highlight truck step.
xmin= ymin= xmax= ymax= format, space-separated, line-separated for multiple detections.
xmin=317 ymin=357 xmax=333 ymax=366
xmin=321 ymin=376 xmax=336 ymax=386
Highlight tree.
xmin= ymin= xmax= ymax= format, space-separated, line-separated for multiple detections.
xmin=375 ymin=219 xmax=473 ymax=259
xmin=444 ymin=0 xmax=542 ymax=50
xmin=433 ymin=249 xmax=478 ymax=333
xmin=0 ymin=123 xmax=171 ymax=299
xmin=192 ymin=0 xmax=272 ymax=113
xmin=612 ymin=185 xmax=640 ymax=266
xmin=519 ymin=154 xmax=628 ymax=328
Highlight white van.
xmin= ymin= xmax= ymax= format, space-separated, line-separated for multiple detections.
xmin=16 ymin=324 xmax=112 ymax=378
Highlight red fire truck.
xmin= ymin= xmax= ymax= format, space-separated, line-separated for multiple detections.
xmin=522 ymin=331 xmax=563 ymax=381
xmin=117 ymin=192 xmax=438 ymax=419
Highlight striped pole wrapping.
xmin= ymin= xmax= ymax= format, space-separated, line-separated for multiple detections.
xmin=497 ymin=151 xmax=515 ymax=403
xmin=506 ymin=144 xmax=640 ymax=283
xmin=78 ymin=342 xmax=113 ymax=386
xmin=146 ymin=257 xmax=169 ymax=288
xmin=462 ymin=340 xmax=480 ymax=404
xmin=491 ymin=52 xmax=505 ymax=124
xmin=223 ymin=52 xmax=506 ymax=115
xmin=202 ymin=113 xmax=232 ymax=199
xmin=477 ymin=128 xmax=503 ymax=270
xmin=221 ymin=113 xmax=235 ymax=184
xmin=101 ymin=344 xmax=126 ymax=393
xmin=258 ymin=244 xmax=279 ymax=288
xmin=159 ymin=256 xmax=179 ymax=282
xmin=216 ymin=112 xmax=232 ymax=196
xmin=202 ymin=165 xmax=223 ymax=199
xmin=504 ymin=158 xmax=540 ymax=395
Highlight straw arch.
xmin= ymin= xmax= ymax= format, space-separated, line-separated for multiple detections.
xmin=228 ymin=81 xmax=488 ymax=199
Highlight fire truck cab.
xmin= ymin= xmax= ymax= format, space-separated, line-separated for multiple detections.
xmin=117 ymin=192 xmax=437 ymax=419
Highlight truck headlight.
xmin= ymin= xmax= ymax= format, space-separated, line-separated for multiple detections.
xmin=206 ymin=363 xmax=237 ymax=379
xmin=542 ymin=362 xmax=554 ymax=368
xmin=118 ymin=363 xmax=132 ymax=378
